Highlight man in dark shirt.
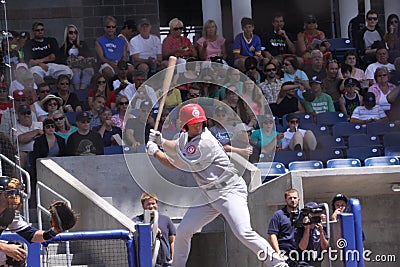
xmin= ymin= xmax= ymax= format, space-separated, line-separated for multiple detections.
xmin=66 ymin=111 xmax=104 ymax=156
xmin=23 ymin=22 xmax=72 ymax=85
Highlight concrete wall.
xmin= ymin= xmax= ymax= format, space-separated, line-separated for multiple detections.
xmin=37 ymin=155 xmax=400 ymax=267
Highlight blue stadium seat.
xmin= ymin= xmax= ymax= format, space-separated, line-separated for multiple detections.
xmin=272 ymin=150 xmax=307 ymax=167
xmin=253 ymin=162 xmax=286 ymax=183
xmin=348 ymin=134 xmax=382 ymax=148
xmin=366 ymin=122 xmax=400 ymax=136
xmin=313 ymin=125 xmax=331 ymax=136
xmin=104 ymin=146 xmax=124 ymax=155
xmin=316 ymin=135 xmax=347 ymax=150
xmin=332 ymin=122 xmax=366 ymax=137
xmin=316 ymin=112 xmax=347 ymax=126
xmin=384 ymin=146 xmax=400 ymax=157
xmin=383 ymin=132 xmax=400 ymax=147
xmin=346 ymin=146 xmax=382 ymax=162
xmin=65 ymin=112 xmax=77 ymax=126
xmin=326 ymin=158 xmax=361 ymax=168
xmin=327 ymin=38 xmax=356 ymax=63
xmin=288 ymin=160 xmax=323 ymax=171
xmin=364 ymin=156 xmax=399 ymax=166
xmin=282 ymin=113 xmax=314 ymax=129
xmin=308 ymin=148 xmax=344 ymax=166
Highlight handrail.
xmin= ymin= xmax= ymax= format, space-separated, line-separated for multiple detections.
xmin=36 ymin=181 xmax=72 ymax=267
xmin=0 ymin=153 xmax=31 ymax=222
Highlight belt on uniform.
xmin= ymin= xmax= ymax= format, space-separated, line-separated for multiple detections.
xmin=204 ymin=181 xmax=228 ymax=190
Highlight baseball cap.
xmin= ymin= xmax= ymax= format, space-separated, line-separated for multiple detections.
xmin=310 ymin=76 xmax=322 ymax=84
xmin=262 ymin=114 xmax=275 ymax=123
xmin=20 ymin=31 xmax=30 ymax=39
xmin=123 ymin=19 xmax=136 ymax=30
xmin=364 ymin=92 xmax=376 ymax=107
xmin=140 ymin=101 xmax=152 ymax=111
xmin=16 ymin=63 xmax=28 ymax=70
xmin=234 ymin=123 xmax=253 ymax=135
xmin=286 ymin=113 xmax=300 ymax=122
xmin=117 ymin=60 xmax=128 ymax=70
xmin=13 ymin=90 xmax=26 ymax=99
xmin=137 ymin=18 xmax=150 ymax=26
xmin=304 ymin=202 xmax=319 ymax=209
xmin=344 ymin=78 xmax=361 ymax=88
xmin=43 ymin=118 xmax=55 ymax=129
xmin=304 ymin=14 xmax=317 ymax=23
xmin=18 ymin=104 xmax=31 ymax=114
xmin=76 ymin=111 xmax=90 ymax=122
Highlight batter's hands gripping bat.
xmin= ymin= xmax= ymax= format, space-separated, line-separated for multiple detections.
xmin=154 ymin=56 xmax=177 ymax=131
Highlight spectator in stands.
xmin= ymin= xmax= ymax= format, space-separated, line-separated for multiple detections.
xmin=17 ymin=31 xmax=30 ymax=62
xmin=118 ymin=19 xmax=136 ymax=58
xmin=355 ymin=10 xmax=385 ymax=68
xmin=13 ymin=68 xmax=37 ymax=105
xmin=214 ymin=68 xmax=244 ymax=100
xmin=222 ymin=85 xmax=257 ymax=128
xmin=198 ymin=68 xmax=218 ymax=99
xmin=263 ymin=13 xmax=296 ymax=64
xmin=66 ymin=111 xmax=104 ymax=156
xmin=132 ymin=193 xmax=176 ymax=267
xmin=350 ymin=92 xmax=387 ymax=124
xmin=130 ymin=18 xmax=165 ymax=75
xmin=242 ymin=78 xmax=264 ymax=115
xmin=93 ymin=107 xmax=122 ymax=147
xmin=259 ymin=61 xmax=283 ymax=115
xmin=387 ymin=85 xmax=400 ymax=123
xmin=23 ymin=21 xmax=73 ymax=85
xmin=87 ymin=94 xmax=106 ymax=129
xmin=385 ymin=14 xmax=400 ymax=62
xmin=233 ymin=17 xmax=263 ymax=72
xmin=162 ymin=18 xmax=197 ymax=73
xmin=158 ymin=86 xmax=182 ymax=109
xmin=244 ymin=56 xmax=265 ymax=84
xmin=322 ymin=60 xmax=342 ymax=110
xmin=304 ymin=77 xmax=335 ymax=114
xmin=304 ymin=50 xmax=327 ymax=81
xmin=88 ymin=74 xmax=116 ymax=110
xmin=281 ymin=55 xmax=310 ymax=99
xmin=59 ymin=24 xmax=95 ymax=91
xmin=330 ymin=193 xmax=348 ymax=221
xmin=54 ymin=75 xmax=82 ymax=113
xmin=229 ymin=122 xmax=260 ymax=162
xmin=339 ymin=78 xmax=363 ymax=118
xmin=111 ymin=59 xmax=133 ymax=97
xmin=197 ymin=19 xmax=227 ymax=62
xmin=0 ymin=83 xmax=11 ymax=124
xmin=31 ymin=82 xmax=50 ymax=120
xmin=53 ymin=110 xmax=78 ymax=143
xmin=14 ymin=104 xmax=43 ymax=169
xmin=111 ymin=95 xmax=135 ymax=131
xmin=130 ymin=74 xmax=158 ymax=110
xmin=125 ymin=101 xmax=154 ymax=152
xmin=275 ymin=81 xmax=305 ymax=118
xmin=297 ymin=15 xmax=331 ymax=66
xmin=365 ymin=47 xmax=395 ymax=85
xmin=9 ymin=63 xmax=38 ymax=94
xmin=159 ymin=109 xmax=176 ymax=132
xmin=368 ymin=66 xmax=396 ymax=112
xmin=251 ymin=115 xmax=283 ymax=157
xmin=209 ymin=105 xmax=235 ymax=147
xmin=337 ymin=50 xmax=366 ymax=82
xmin=268 ymin=188 xmax=301 ymax=264
xmin=282 ymin=113 xmax=317 ymax=151
xmin=173 ymin=58 xmax=201 ymax=100
xmin=338 ymin=64 xmax=353 ymax=92
xmin=389 ymin=57 xmax=400 ymax=86
xmin=95 ymin=16 xmax=129 ymax=81
xmin=297 ymin=202 xmax=329 ymax=267
xmin=38 ymin=94 xmax=63 ymax=121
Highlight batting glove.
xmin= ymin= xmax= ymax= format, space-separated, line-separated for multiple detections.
xmin=146 ymin=141 xmax=160 ymax=156
xmin=149 ymin=129 xmax=165 ymax=146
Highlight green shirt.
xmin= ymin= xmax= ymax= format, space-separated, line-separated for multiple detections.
xmin=304 ymin=93 xmax=335 ymax=114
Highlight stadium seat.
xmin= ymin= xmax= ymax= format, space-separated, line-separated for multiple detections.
xmin=313 ymin=125 xmax=331 ymax=136
xmin=346 ymin=146 xmax=382 ymax=162
xmin=383 ymin=132 xmax=400 ymax=147
xmin=384 ymin=146 xmax=400 ymax=157
xmin=366 ymin=122 xmax=400 ymax=136
xmin=272 ymin=150 xmax=306 ymax=167
xmin=364 ymin=156 xmax=399 ymax=166
xmin=326 ymin=158 xmax=361 ymax=168
xmin=327 ymin=38 xmax=356 ymax=63
xmin=65 ymin=112 xmax=77 ymax=126
xmin=316 ymin=135 xmax=347 ymax=150
xmin=348 ymin=134 xmax=382 ymax=148
xmin=282 ymin=113 xmax=314 ymax=129
xmin=332 ymin=122 xmax=366 ymax=137
xmin=104 ymin=146 xmax=123 ymax=155
xmin=308 ymin=148 xmax=344 ymax=166
xmin=253 ymin=162 xmax=286 ymax=183
xmin=316 ymin=111 xmax=347 ymax=126
xmin=288 ymin=160 xmax=323 ymax=171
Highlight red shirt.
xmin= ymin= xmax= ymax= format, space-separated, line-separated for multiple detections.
xmin=0 ymin=101 xmax=12 ymax=123
xmin=87 ymin=90 xmax=116 ymax=108
xmin=162 ymin=35 xmax=195 ymax=59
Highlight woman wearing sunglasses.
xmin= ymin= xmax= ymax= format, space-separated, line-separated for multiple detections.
xmin=111 ymin=95 xmax=135 ymax=131
xmin=38 ymin=94 xmax=63 ymax=121
xmin=88 ymin=74 xmax=116 ymax=110
xmin=59 ymin=24 xmax=95 ymax=91
xmin=281 ymin=113 xmax=317 ymax=151
xmin=53 ymin=110 xmax=78 ymax=143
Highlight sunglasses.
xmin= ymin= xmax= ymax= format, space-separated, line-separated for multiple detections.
xmin=290 ymin=120 xmax=299 ymax=124
xmin=367 ymin=17 xmax=378 ymax=21
xmin=189 ymin=93 xmax=200 ymax=97
xmin=45 ymin=124 xmax=55 ymax=129
xmin=53 ymin=116 xmax=65 ymax=121
xmin=34 ymin=28 xmax=44 ymax=32
xmin=40 ymin=89 xmax=50 ymax=93
xmin=20 ymin=111 xmax=31 ymax=115
xmin=5 ymin=189 xmax=19 ymax=196
xmin=306 ymin=20 xmax=317 ymax=24
xmin=68 ymin=30 xmax=78 ymax=34
xmin=119 ymin=101 xmax=129 ymax=106
xmin=173 ymin=27 xmax=183 ymax=31
xmin=106 ymin=25 xmax=117 ymax=29
xmin=47 ymin=102 xmax=58 ymax=106
xmin=97 ymin=80 xmax=107 ymax=84
xmin=283 ymin=63 xmax=291 ymax=66
xmin=265 ymin=68 xmax=276 ymax=72
xmin=59 ymin=82 xmax=70 ymax=86
xmin=391 ymin=20 xmax=399 ymax=24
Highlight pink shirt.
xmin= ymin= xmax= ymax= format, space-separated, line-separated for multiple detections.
xmin=196 ymin=36 xmax=226 ymax=60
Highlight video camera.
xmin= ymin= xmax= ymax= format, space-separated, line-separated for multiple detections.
xmin=290 ymin=204 xmax=325 ymax=228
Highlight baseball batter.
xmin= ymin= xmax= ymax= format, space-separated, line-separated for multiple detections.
xmin=146 ymin=103 xmax=287 ymax=267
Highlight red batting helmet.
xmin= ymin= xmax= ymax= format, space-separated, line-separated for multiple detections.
xmin=179 ymin=103 xmax=207 ymax=129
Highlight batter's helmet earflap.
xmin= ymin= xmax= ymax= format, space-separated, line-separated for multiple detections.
xmin=179 ymin=103 xmax=207 ymax=129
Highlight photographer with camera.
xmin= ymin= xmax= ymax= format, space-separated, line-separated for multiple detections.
xmin=296 ymin=202 xmax=329 ymax=267
xmin=268 ymin=188 xmax=301 ymax=266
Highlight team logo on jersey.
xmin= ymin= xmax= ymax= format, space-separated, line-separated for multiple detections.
xmin=192 ymin=109 xmax=200 ymax=118
xmin=186 ymin=145 xmax=196 ymax=154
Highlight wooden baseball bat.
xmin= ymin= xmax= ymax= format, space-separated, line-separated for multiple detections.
xmin=154 ymin=56 xmax=177 ymax=131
